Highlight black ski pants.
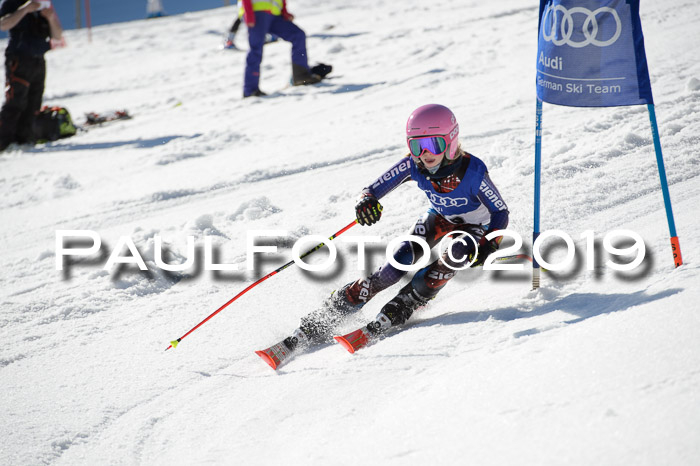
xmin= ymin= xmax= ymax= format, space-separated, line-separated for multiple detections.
xmin=0 ymin=52 xmax=46 ymax=149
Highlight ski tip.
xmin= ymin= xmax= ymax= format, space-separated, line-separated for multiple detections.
xmin=255 ymin=350 xmax=279 ymax=370
xmin=169 ymin=340 xmax=179 ymax=349
xmin=333 ymin=335 xmax=357 ymax=354
xmin=334 ymin=328 xmax=371 ymax=353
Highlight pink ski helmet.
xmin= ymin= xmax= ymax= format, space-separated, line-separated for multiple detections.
xmin=406 ymin=104 xmax=460 ymax=161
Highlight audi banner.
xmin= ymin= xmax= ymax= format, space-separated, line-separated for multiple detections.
xmin=536 ymin=0 xmax=654 ymax=107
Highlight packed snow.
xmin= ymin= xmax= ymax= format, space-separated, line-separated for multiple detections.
xmin=1 ymin=0 xmax=700 ymax=464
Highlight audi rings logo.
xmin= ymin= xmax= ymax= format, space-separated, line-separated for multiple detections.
xmin=427 ymin=192 xmax=469 ymax=208
xmin=542 ymin=4 xmax=622 ymax=48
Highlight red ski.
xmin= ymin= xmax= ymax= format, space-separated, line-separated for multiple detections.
xmin=334 ymin=328 xmax=372 ymax=353
xmin=255 ymin=340 xmax=294 ymax=370
xmin=255 ymin=330 xmax=309 ymax=370
xmin=84 ymin=109 xmax=132 ymax=126
xmin=334 ymin=314 xmax=390 ymax=353
xmin=256 ymin=315 xmax=389 ymax=369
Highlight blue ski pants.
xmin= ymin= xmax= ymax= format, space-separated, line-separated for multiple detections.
xmin=244 ymin=12 xmax=309 ymax=96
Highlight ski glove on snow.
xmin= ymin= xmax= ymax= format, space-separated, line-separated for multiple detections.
xmin=355 ymin=194 xmax=383 ymax=226
xmin=470 ymin=238 xmax=500 ymax=267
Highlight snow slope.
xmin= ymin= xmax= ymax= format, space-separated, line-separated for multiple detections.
xmin=1 ymin=1 xmax=700 ymax=465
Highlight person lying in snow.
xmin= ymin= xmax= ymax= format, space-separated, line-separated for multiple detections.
xmin=257 ymin=103 xmax=510 ymax=369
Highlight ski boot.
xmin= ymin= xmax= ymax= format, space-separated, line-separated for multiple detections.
xmin=291 ymin=63 xmax=322 ymax=86
xmin=335 ymin=283 xmax=430 ymax=353
xmin=380 ymin=282 xmax=430 ymax=326
xmin=310 ymin=63 xmax=332 ymax=79
xmin=255 ymin=328 xmax=310 ymax=370
xmin=243 ymin=88 xmax=268 ymax=98
xmin=256 ymin=286 xmax=360 ymax=369
xmin=334 ymin=312 xmax=392 ymax=353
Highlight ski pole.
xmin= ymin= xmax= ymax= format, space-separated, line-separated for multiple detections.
xmin=165 ymin=220 xmax=358 ymax=351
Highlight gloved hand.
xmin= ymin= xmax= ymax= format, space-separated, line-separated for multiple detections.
xmin=470 ymin=238 xmax=499 ymax=267
xmin=355 ymin=194 xmax=383 ymax=226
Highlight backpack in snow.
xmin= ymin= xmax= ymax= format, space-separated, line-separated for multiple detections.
xmin=33 ymin=106 xmax=77 ymax=142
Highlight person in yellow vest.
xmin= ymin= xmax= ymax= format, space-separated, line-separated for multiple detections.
xmin=240 ymin=0 xmax=331 ymax=97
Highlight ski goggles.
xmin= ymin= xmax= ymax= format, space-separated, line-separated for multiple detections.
xmin=408 ymin=136 xmax=448 ymax=157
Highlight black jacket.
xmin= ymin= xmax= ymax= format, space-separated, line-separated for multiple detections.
xmin=0 ymin=0 xmax=51 ymax=57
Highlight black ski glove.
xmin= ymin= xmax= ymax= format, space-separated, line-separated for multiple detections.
xmin=355 ymin=194 xmax=383 ymax=226
xmin=470 ymin=238 xmax=500 ymax=267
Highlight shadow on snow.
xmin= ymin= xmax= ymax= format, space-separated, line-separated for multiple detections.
xmin=33 ymin=135 xmax=199 ymax=152
xmin=418 ymin=288 xmax=683 ymax=338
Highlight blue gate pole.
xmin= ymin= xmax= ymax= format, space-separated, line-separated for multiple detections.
xmin=533 ymin=98 xmax=543 ymax=289
xmin=647 ymin=104 xmax=683 ymax=267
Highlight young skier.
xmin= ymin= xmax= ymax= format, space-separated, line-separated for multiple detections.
xmin=257 ymin=104 xmax=509 ymax=369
